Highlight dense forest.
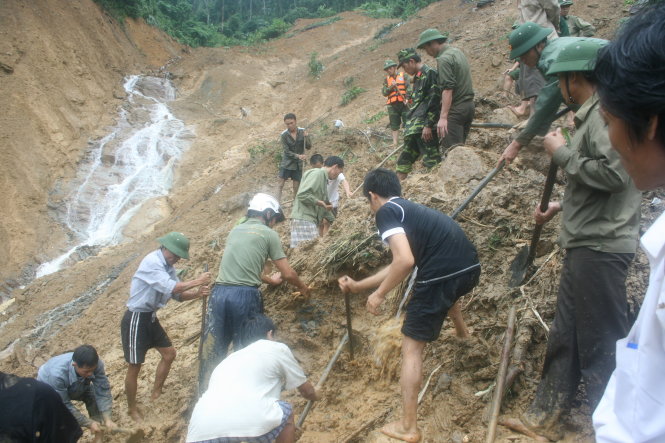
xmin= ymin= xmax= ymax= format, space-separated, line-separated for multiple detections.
xmin=95 ymin=0 xmax=440 ymax=46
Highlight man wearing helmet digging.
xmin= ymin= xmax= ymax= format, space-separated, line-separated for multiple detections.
xmin=122 ymin=232 xmax=212 ymax=422
xmin=198 ymin=193 xmax=311 ymax=390
xmin=500 ymin=39 xmax=641 ymax=441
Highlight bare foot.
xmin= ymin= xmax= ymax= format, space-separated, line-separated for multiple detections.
xmin=380 ymin=420 xmax=421 ymax=443
xmin=508 ymin=104 xmax=529 ymax=118
xmin=128 ymin=407 xmax=144 ymax=423
xmin=499 ymin=417 xmax=550 ymax=442
xmin=150 ymin=389 xmax=162 ymax=400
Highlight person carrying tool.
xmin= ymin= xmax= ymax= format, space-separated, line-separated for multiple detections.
xmin=499 ymin=23 xmax=606 ymax=165
xmin=417 ymin=28 xmax=475 ymax=150
xmin=591 ymin=4 xmax=665 ymax=441
xmin=276 ymin=113 xmax=312 ymax=202
xmin=188 ymin=314 xmax=319 ymax=443
xmin=291 ymin=156 xmax=344 ymax=247
xmin=199 ymin=193 xmax=310 ymax=390
xmin=382 ymin=59 xmax=410 ymax=146
xmin=338 ymin=168 xmax=480 ymax=443
xmin=558 ymin=0 xmax=595 ymax=37
xmin=37 ymin=345 xmax=116 ymax=442
xmin=500 ymin=39 xmax=641 ymax=441
xmin=394 ymin=48 xmax=442 ymax=180
xmin=121 ymin=232 xmax=211 ymax=422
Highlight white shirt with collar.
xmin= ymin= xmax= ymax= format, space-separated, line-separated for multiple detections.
xmin=593 ymin=212 xmax=665 ymax=442
xmin=126 ymin=249 xmax=179 ymax=312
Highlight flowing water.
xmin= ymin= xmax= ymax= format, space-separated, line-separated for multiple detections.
xmin=35 ymin=75 xmax=192 ymax=278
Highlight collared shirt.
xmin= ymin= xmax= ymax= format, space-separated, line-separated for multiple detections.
xmin=435 ymin=45 xmax=474 ymax=106
xmin=279 ymin=128 xmax=311 ymax=171
xmin=515 ymin=37 xmax=607 ymax=146
xmin=593 ymin=212 xmax=665 ymax=442
xmin=217 ymin=218 xmax=286 ymax=287
xmin=37 ymin=352 xmax=112 ymax=427
xmin=291 ymin=167 xmax=332 ymax=225
xmin=552 ymin=94 xmax=641 ymax=252
xmin=126 ymin=249 xmax=179 ymax=312
xmin=404 ymin=64 xmax=441 ymax=137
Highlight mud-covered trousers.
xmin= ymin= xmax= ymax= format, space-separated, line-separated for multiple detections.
xmin=198 ymin=285 xmax=263 ymax=393
xmin=396 ymin=132 xmax=441 ymax=174
xmin=523 ymin=247 xmax=633 ymax=428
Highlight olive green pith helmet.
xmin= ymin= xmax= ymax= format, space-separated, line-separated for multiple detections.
xmin=416 ymin=28 xmax=449 ymax=49
xmin=383 ymin=59 xmax=398 ymax=70
xmin=546 ymin=39 xmax=609 ymax=76
xmin=397 ymin=48 xmax=418 ymax=67
xmin=559 ymin=0 xmax=574 ymax=6
xmin=509 ymin=22 xmax=552 ymax=59
xmin=158 ymin=231 xmax=190 ymax=259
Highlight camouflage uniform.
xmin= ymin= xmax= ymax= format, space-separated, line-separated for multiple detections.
xmin=396 ymin=53 xmax=441 ymax=174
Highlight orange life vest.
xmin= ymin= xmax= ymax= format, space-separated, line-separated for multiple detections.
xmin=386 ymin=72 xmax=407 ymax=104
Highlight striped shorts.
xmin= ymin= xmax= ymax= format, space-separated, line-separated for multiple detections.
xmin=121 ymin=310 xmax=172 ymax=364
xmin=191 ymin=401 xmax=292 ymax=443
xmin=290 ymin=219 xmax=319 ymax=248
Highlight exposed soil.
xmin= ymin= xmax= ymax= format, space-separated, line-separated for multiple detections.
xmin=1 ymin=0 xmax=662 ymax=442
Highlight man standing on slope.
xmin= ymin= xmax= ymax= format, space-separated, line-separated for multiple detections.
xmin=382 ymin=59 xmax=410 ymax=147
xmin=417 ymin=28 xmax=475 ymax=149
xmin=276 ymin=113 xmax=312 ymax=202
xmin=199 ymin=193 xmax=310 ymax=390
xmin=121 ymin=232 xmax=211 ymax=422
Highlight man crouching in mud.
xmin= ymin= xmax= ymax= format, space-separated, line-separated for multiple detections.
xmin=338 ymin=168 xmax=480 ymax=442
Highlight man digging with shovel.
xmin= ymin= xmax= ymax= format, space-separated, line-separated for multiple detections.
xmin=500 ymin=39 xmax=641 ymax=441
xmin=338 ymin=168 xmax=480 ymax=442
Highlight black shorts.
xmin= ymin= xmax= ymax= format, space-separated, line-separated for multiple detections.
xmin=402 ymin=267 xmax=480 ymax=342
xmin=121 ymin=310 xmax=172 ymax=364
xmin=278 ymin=168 xmax=302 ymax=182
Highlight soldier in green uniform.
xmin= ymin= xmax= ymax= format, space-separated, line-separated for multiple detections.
xmin=417 ymin=28 xmax=475 ymax=149
xmin=394 ymin=48 xmax=442 ymax=180
xmin=382 ymin=59 xmax=410 ymax=146
xmin=559 ymin=0 xmax=596 ymax=37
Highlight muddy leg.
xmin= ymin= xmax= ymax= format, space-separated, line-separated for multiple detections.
xmin=125 ymin=363 xmax=143 ymax=422
xmin=448 ymin=301 xmax=470 ymax=338
xmin=151 ymin=346 xmax=176 ymax=400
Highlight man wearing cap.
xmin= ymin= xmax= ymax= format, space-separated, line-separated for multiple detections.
xmin=499 ymin=22 xmax=606 ymax=165
xmin=382 ymin=59 xmax=410 ymax=146
xmin=394 ymin=48 xmax=442 ymax=180
xmin=500 ymin=39 xmax=640 ymax=441
xmin=417 ymin=28 xmax=475 ymax=149
xmin=121 ymin=232 xmax=211 ymax=422
xmin=198 ymin=193 xmax=310 ymax=390
xmin=558 ymin=0 xmax=595 ymax=37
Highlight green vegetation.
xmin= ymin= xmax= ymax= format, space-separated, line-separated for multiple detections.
xmin=363 ymin=110 xmax=387 ymax=124
xmin=308 ymin=52 xmax=324 ymax=78
xmin=93 ymin=0 xmax=443 ymax=47
xmin=341 ymin=77 xmax=367 ymax=106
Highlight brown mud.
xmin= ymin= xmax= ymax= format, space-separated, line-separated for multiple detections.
xmin=1 ymin=0 xmax=662 ymax=442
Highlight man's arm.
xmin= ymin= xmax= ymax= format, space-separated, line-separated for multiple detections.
xmin=366 ymin=233 xmax=415 ymax=315
xmin=297 ymin=380 xmax=320 ymax=401
xmin=91 ymin=362 xmax=115 ymax=427
xmin=273 ymin=257 xmax=310 ymax=296
xmin=301 ymin=129 xmax=312 ymax=151
xmin=296 ymin=171 xmax=328 ymax=209
xmin=341 ymin=178 xmax=353 ymax=198
xmin=437 ymin=89 xmax=454 ymax=138
xmin=382 ymin=77 xmax=392 ymax=97
xmin=172 ymin=272 xmax=211 ymax=296
xmin=281 ymin=133 xmax=300 ymax=161
xmin=573 ymin=16 xmax=596 ymax=37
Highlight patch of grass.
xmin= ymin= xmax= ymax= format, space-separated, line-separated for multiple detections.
xmin=364 ymin=111 xmax=388 ymax=124
xmin=302 ymin=16 xmax=342 ymax=31
xmin=341 ymin=86 xmax=367 ymax=106
xmin=374 ymin=23 xmax=399 ymax=39
xmin=308 ymin=52 xmax=324 ymax=79
xmin=248 ymin=144 xmax=268 ymax=159
xmin=343 ymin=76 xmax=355 ymax=87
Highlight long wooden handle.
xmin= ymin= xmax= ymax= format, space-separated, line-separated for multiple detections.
xmin=525 ymin=161 xmax=558 ymax=268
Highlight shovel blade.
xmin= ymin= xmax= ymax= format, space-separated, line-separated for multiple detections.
xmin=509 ymin=245 xmax=530 ymax=287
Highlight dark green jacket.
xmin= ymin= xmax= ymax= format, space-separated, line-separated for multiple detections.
xmin=560 ymin=15 xmax=596 ymax=37
xmin=552 ymin=95 xmax=641 ymax=252
xmin=515 ymin=37 xmax=606 ymax=146
xmin=279 ymin=128 xmax=311 ymax=170
xmin=404 ymin=64 xmax=441 ymax=137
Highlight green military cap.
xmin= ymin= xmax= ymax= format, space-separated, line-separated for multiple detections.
xmin=547 ymin=38 xmax=609 ymax=76
xmin=383 ymin=59 xmax=398 ymax=70
xmin=512 ymin=20 xmax=521 ymax=30
xmin=158 ymin=231 xmax=190 ymax=259
xmin=509 ymin=22 xmax=553 ymax=59
xmin=397 ymin=48 xmax=418 ymax=67
xmin=416 ymin=28 xmax=449 ymax=49
xmin=559 ymin=0 xmax=574 ymax=6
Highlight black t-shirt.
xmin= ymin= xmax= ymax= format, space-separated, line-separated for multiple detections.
xmin=375 ymin=197 xmax=478 ymax=281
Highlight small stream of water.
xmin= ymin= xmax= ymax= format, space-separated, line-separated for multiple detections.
xmin=36 ymin=75 xmax=192 ymax=278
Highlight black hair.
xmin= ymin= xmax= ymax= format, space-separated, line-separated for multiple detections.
xmin=72 ymin=345 xmax=99 ymax=368
xmin=246 ymin=208 xmax=283 ymax=225
xmin=407 ymin=53 xmax=422 ymax=63
xmin=594 ymin=2 xmax=665 ymax=146
xmin=310 ymin=153 xmax=324 ymax=165
xmin=284 ymin=113 xmax=297 ymax=121
xmin=323 ymin=155 xmax=344 ymax=168
xmin=239 ymin=314 xmax=276 ymax=348
xmin=362 ymin=168 xmax=402 ymax=199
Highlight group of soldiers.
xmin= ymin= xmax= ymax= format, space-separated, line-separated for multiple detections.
xmin=1 ymin=1 xmax=664 ymax=443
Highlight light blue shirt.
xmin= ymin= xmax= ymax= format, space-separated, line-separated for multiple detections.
xmin=126 ymin=249 xmax=179 ymax=312
xmin=37 ymin=352 xmax=112 ymax=426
